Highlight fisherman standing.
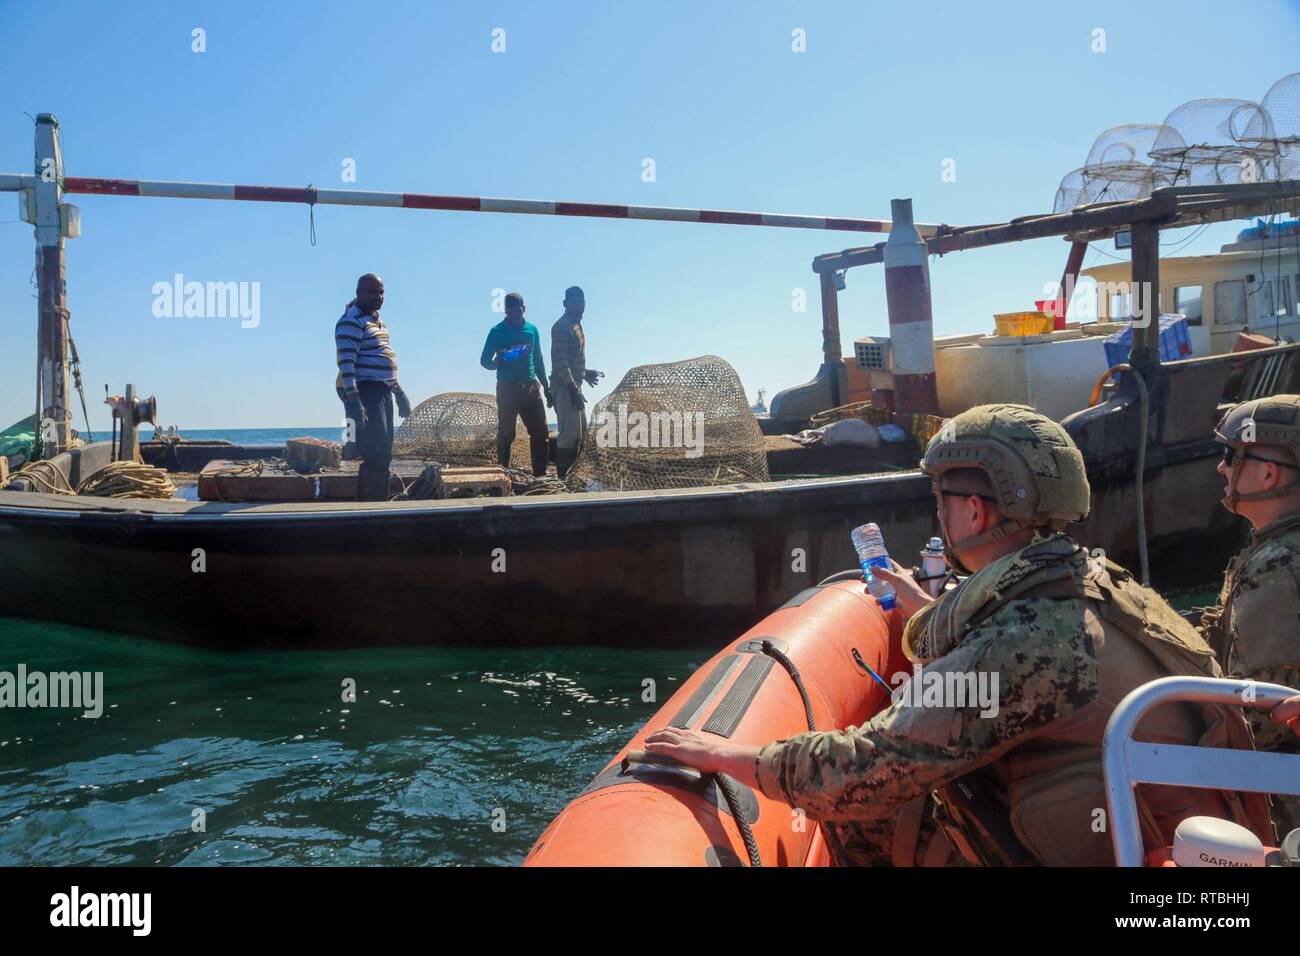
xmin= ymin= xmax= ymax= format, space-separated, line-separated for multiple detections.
xmin=646 ymin=404 xmax=1272 ymax=865
xmin=335 ymin=273 xmax=411 ymax=501
xmin=1199 ymin=395 xmax=1300 ymax=838
xmin=550 ymin=286 xmax=602 ymax=478
xmin=480 ymin=292 xmax=551 ymax=477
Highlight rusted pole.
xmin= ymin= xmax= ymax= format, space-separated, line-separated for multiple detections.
xmin=33 ymin=114 xmax=70 ymax=457
xmin=1055 ymin=240 xmax=1088 ymax=321
xmin=818 ymin=270 xmax=844 ymax=408
xmin=819 ymin=270 xmax=842 ymax=366
xmin=883 ymin=198 xmax=939 ymax=421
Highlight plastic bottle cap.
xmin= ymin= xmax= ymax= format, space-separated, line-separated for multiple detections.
xmin=926 ymin=537 xmax=944 ymax=550
xmin=1171 ymin=816 xmax=1266 ymax=868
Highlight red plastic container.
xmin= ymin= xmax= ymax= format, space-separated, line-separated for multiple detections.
xmin=1035 ymin=298 xmax=1067 ymax=330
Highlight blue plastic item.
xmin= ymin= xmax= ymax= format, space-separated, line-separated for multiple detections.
xmin=1103 ymin=314 xmax=1192 ymax=368
xmin=499 ymin=344 xmax=531 ymax=363
xmin=850 ymin=522 xmax=896 ymax=610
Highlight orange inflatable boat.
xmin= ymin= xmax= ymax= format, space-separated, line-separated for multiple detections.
xmin=524 ymin=574 xmax=907 ymax=866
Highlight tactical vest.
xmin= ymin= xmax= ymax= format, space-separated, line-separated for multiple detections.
xmin=1214 ymin=512 xmax=1300 ymax=675
xmin=900 ymin=535 xmax=1273 ymax=866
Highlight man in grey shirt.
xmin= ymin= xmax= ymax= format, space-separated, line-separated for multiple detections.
xmin=549 ymin=286 xmax=601 ymax=477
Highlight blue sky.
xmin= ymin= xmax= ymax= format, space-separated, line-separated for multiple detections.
xmin=1 ymin=0 xmax=1297 ymax=429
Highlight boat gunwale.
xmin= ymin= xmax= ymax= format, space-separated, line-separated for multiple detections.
xmin=0 ymin=468 xmax=928 ymax=523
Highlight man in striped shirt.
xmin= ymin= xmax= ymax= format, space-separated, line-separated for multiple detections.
xmin=335 ymin=273 xmax=411 ymax=501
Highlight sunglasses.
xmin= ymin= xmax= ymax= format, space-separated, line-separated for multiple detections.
xmin=1220 ymin=446 xmax=1298 ymax=470
xmin=934 ymin=488 xmax=999 ymax=504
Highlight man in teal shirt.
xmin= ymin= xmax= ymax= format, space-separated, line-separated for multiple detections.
xmin=480 ymin=292 xmax=552 ymax=476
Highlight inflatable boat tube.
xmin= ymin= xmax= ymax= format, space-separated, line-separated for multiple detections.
xmin=525 ymin=577 xmax=906 ymax=866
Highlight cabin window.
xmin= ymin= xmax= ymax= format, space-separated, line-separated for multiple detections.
xmin=1214 ymin=279 xmax=1247 ymax=326
xmin=1109 ymin=290 xmax=1132 ymax=321
xmin=1173 ymin=285 xmax=1203 ymax=326
xmin=1279 ymin=276 xmax=1294 ymax=317
xmin=1251 ymin=279 xmax=1276 ymax=322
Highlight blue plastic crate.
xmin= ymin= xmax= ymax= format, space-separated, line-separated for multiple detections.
xmin=1103 ymin=314 xmax=1193 ymax=367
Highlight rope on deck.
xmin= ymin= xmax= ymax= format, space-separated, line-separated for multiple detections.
xmin=13 ymin=460 xmax=76 ymax=495
xmin=13 ymin=459 xmax=176 ymax=499
xmin=76 ymin=461 xmax=176 ymax=499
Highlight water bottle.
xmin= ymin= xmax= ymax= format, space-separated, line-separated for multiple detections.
xmin=500 ymin=343 xmax=530 ymax=363
xmin=850 ymin=522 xmax=895 ymax=610
xmin=920 ymin=536 xmax=948 ymax=598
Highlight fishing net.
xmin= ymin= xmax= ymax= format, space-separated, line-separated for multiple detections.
xmin=1150 ymin=98 xmax=1279 ymax=186
xmin=1051 ymin=75 xmax=1300 ymax=213
xmin=1053 ymin=125 xmax=1176 ymax=213
xmin=1242 ymin=72 xmax=1300 ymax=177
xmin=567 ymin=355 xmax=769 ymax=491
xmin=393 ymin=391 xmax=531 ymax=467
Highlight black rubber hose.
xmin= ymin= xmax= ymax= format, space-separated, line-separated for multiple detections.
xmin=761 ymin=640 xmax=816 ymax=731
xmin=816 ymin=568 xmax=863 ymax=588
xmin=760 ymin=638 xmax=854 ymax=866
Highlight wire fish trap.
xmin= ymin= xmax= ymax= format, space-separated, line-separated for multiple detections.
xmin=568 ymin=355 xmax=769 ymax=491
xmin=1150 ymin=98 xmax=1281 ymax=186
xmin=393 ymin=391 xmax=532 ymax=468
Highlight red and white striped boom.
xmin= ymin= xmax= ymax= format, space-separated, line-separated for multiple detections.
xmin=0 ymin=172 xmax=943 ymax=237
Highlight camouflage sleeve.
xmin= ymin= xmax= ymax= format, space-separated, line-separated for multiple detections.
xmin=1241 ymin=664 xmax=1300 ymax=751
xmin=755 ymin=598 xmax=1100 ymax=825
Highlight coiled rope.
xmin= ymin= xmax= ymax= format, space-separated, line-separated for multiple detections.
xmin=15 ymin=459 xmax=176 ymax=499
xmin=715 ymin=773 xmax=762 ymax=867
xmin=520 ymin=476 xmax=570 ymax=495
xmin=76 ymin=461 xmax=176 ymax=499
xmin=201 ymin=460 xmax=263 ymax=503
xmin=12 ymin=459 xmax=76 ymax=495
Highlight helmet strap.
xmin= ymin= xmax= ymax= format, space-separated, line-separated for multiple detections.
xmin=1221 ymin=454 xmax=1300 ymax=511
xmin=937 ymin=502 xmax=1026 ymax=576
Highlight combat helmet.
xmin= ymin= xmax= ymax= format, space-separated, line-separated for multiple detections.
xmin=1215 ymin=394 xmax=1300 ymax=505
xmin=921 ymin=404 xmax=1090 ymax=552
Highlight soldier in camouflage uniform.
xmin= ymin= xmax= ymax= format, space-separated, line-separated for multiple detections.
xmin=647 ymin=404 xmax=1272 ymax=865
xmin=1200 ymin=395 xmax=1300 ymax=839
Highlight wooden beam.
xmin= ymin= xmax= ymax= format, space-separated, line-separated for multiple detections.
xmin=1130 ymin=221 xmax=1161 ymax=369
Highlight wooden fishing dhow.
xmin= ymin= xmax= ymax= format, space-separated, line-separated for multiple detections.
xmin=3 ymin=107 xmax=1300 ymax=648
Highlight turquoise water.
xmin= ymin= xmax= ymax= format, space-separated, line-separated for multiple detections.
xmin=174 ymin=426 xmax=342 ymax=445
xmin=2 ymin=426 xmax=704 ymax=866
xmin=0 ymin=616 xmax=707 ymax=865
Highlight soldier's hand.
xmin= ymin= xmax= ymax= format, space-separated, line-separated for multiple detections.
xmin=584 ymin=369 xmax=601 ymax=387
xmin=645 ymin=727 xmax=751 ymax=777
xmin=1272 ymin=694 xmax=1300 ymax=739
xmin=544 ymin=386 xmax=554 ymax=409
xmin=873 ymin=560 xmax=935 ymax=619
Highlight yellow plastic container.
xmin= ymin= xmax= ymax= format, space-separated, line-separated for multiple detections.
xmin=993 ymin=311 xmax=1053 ymax=337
